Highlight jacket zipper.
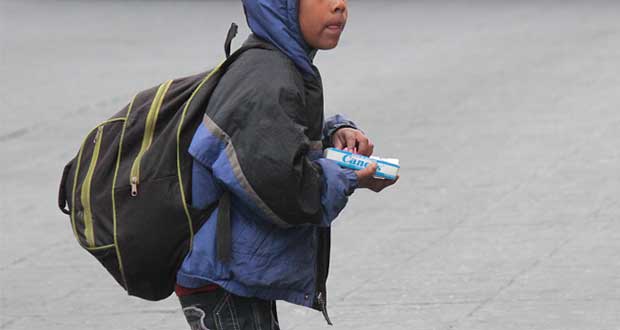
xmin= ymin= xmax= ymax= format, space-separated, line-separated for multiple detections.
xmin=129 ymin=80 xmax=173 ymax=196
xmin=80 ymin=125 xmax=104 ymax=247
xmin=315 ymin=227 xmax=333 ymax=325
xmin=317 ymin=291 xmax=333 ymax=325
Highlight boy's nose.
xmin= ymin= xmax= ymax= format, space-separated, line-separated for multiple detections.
xmin=331 ymin=0 xmax=347 ymax=14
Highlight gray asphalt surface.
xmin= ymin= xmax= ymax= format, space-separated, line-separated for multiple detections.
xmin=2 ymin=1 xmax=620 ymax=329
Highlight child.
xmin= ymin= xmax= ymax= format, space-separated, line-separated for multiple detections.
xmin=176 ymin=0 xmax=397 ymax=329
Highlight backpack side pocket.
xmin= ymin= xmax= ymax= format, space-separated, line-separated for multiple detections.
xmin=70 ymin=117 xmax=127 ymax=249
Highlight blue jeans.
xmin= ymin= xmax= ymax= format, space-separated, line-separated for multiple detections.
xmin=179 ymin=288 xmax=280 ymax=330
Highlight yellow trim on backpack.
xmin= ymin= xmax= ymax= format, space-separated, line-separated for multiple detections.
xmin=86 ymin=244 xmax=115 ymax=251
xmin=177 ymin=63 xmax=224 ymax=249
xmin=70 ymin=137 xmax=87 ymax=246
xmin=129 ymin=80 xmax=174 ymax=196
xmin=81 ymin=125 xmax=105 ymax=247
xmin=70 ymin=117 xmax=126 ymax=248
xmin=112 ymin=96 xmax=137 ymax=289
xmin=101 ymin=117 xmax=127 ymax=124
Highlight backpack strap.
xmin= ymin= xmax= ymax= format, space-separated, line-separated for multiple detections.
xmin=58 ymin=161 xmax=72 ymax=215
xmin=215 ymin=25 xmax=270 ymax=264
xmin=214 ymin=26 xmax=275 ymax=264
xmin=216 ymin=190 xmax=232 ymax=263
xmin=215 ymin=24 xmax=238 ymax=264
xmin=222 ymin=26 xmax=270 ymax=72
xmin=224 ymin=23 xmax=238 ymax=59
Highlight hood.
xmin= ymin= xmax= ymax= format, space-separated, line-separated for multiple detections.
xmin=242 ymin=0 xmax=316 ymax=77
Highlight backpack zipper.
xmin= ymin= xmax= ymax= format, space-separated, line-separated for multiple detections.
xmin=129 ymin=80 xmax=173 ymax=196
xmin=80 ymin=125 xmax=104 ymax=247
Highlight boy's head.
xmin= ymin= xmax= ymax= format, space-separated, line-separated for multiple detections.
xmin=298 ymin=0 xmax=348 ymax=50
xmin=242 ymin=0 xmax=348 ymax=76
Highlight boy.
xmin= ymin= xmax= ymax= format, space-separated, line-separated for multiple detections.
xmin=176 ymin=0 xmax=397 ymax=329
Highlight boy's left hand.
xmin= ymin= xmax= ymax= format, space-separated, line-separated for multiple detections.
xmin=331 ymin=128 xmax=374 ymax=156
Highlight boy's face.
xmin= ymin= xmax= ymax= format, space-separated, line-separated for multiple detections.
xmin=299 ymin=0 xmax=348 ymax=50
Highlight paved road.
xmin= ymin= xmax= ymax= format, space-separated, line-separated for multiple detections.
xmin=2 ymin=1 xmax=620 ymax=329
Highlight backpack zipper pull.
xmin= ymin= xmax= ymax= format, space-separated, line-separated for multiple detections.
xmin=130 ymin=176 xmax=138 ymax=196
xmin=317 ymin=291 xmax=333 ymax=326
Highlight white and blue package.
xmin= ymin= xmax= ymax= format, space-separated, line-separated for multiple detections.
xmin=323 ymin=148 xmax=400 ymax=180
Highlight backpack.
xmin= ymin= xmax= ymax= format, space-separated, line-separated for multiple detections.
xmin=57 ymin=24 xmax=248 ymax=301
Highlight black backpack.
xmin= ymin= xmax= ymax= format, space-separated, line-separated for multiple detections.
xmin=58 ymin=24 xmax=247 ymax=301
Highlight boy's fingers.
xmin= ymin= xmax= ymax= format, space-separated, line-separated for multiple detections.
xmin=356 ymin=163 xmax=377 ymax=180
xmin=333 ymin=138 xmax=344 ymax=150
xmin=368 ymin=176 xmax=398 ymax=192
xmin=356 ymin=136 xmax=369 ymax=155
xmin=346 ymin=135 xmax=357 ymax=152
xmin=356 ymin=136 xmax=374 ymax=156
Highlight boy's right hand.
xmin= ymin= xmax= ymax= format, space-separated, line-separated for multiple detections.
xmin=356 ymin=163 xmax=398 ymax=192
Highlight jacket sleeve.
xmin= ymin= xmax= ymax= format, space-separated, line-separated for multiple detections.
xmin=191 ymin=58 xmax=357 ymax=228
xmin=317 ymin=114 xmax=362 ymax=225
xmin=189 ymin=126 xmax=358 ymax=228
xmin=322 ymin=114 xmax=359 ymax=148
xmin=314 ymin=158 xmax=358 ymax=227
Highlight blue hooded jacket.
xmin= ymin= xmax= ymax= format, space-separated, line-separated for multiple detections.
xmin=176 ymin=0 xmax=359 ymax=315
xmin=242 ymin=0 xmax=316 ymax=77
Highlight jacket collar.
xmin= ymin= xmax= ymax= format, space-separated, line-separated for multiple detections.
xmin=242 ymin=34 xmax=320 ymax=80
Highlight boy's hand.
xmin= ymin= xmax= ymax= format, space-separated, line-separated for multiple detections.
xmin=332 ymin=128 xmax=374 ymax=156
xmin=356 ymin=163 xmax=399 ymax=192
